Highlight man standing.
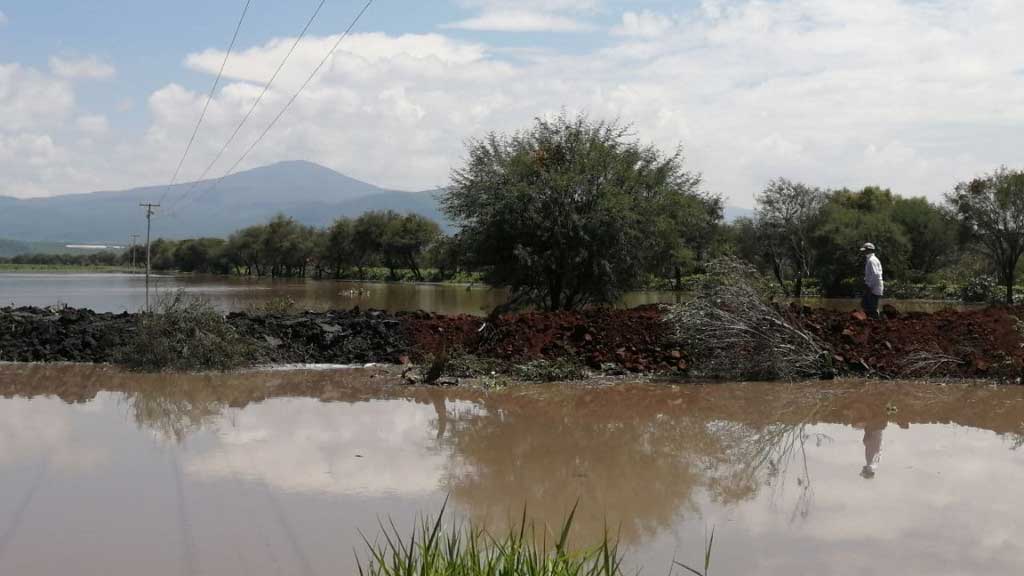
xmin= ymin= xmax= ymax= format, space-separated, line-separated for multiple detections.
xmin=861 ymin=242 xmax=884 ymax=319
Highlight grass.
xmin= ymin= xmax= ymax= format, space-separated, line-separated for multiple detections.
xmin=357 ymin=503 xmax=627 ymax=576
xmin=115 ymin=291 xmax=254 ymax=372
xmin=0 ymin=263 xmax=136 ymax=273
xmin=357 ymin=502 xmax=715 ymax=576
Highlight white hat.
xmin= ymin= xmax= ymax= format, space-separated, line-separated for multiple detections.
xmin=860 ymin=242 xmax=876 ymax=252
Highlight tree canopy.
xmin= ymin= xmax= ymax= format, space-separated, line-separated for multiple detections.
xmin=947 ymin=167 xmax=1024 ymax=303
xmin=443 ymin=113 xmax=719 ymax=310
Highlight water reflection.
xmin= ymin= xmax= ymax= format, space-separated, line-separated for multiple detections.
xmin=2 ymin=365 xmax=1024 ymax=575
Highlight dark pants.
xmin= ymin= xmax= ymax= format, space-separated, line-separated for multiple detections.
xmin=862 ymin=290 xmax=880 ymax=319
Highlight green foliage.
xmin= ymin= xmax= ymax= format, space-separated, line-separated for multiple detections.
xmin=891 ymin=196 xmax=957 ymax=276
xmin=810 ymin=187 xmax=911 ymax=297
xmin=947 ymin=167 xmax=1024 ymax=304
xmin=116 ymin=291 xmax=253 ymax=372
xmin=357 ymin=504 xmax=627 ymax=576
xmin=959 ymin=274 xmax=998 ymax=303
xmin=752 ymin=178 xmax=826 ymax=297
xmin=443 ymin=112 xmax=718 ymax=310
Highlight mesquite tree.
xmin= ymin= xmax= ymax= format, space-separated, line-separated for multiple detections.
xmin=443 ymin=113 xmax=718 ymax=310
xmin=947 ymin=167 xmax=1024 ymax=304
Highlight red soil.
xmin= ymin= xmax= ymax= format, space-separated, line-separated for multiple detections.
xmin=402 ymin=306 xmax=685 ymax=372
xmin=794 ymin=304 xmax=1024 ymax=379
xmin=405 ymin=304 xmax=1024 ymax=380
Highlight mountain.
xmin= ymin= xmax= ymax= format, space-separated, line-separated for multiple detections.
xmin=0 ymin=160 xmax=755 ymax=244
xmin=0 ymin=161 xmax=448 ymax=243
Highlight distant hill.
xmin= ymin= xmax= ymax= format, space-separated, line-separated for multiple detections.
xmin=0 ymin=161 xmax=449 ymax=243
xmin=0 ymin=160 xmax=754 ymax=244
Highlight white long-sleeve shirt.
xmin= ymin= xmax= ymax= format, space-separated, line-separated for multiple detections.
xmin=864 ymin=254 xmax=884 ymax=296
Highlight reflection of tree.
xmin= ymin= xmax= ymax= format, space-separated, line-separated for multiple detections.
xmin=439 ymin=387 xmax=830 ymax=545
xmin=121 ymin=383 xmax=228 ymax=444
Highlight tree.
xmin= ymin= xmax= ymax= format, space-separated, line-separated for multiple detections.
xmin=324 ymin=217 xmax=356 ymax=278
xmin=224 ymin=225 xmax=266 ymax=276
xmin=382 ymin=214 xmax=441 ymax=281
xmin=891 ymin=196 xmax=958 ymax=276
xmin=753 ymin=178 xmax=826 ymax=297
xmin=443 ymin=113 xmax=715 ymax=310
xmin=811 ymin=187 xmax=911 ymax=297
xmin=947 ymin=167 xmax=1024 ymax=303
xmin=353 ymin=211 xmax=396 ymax=278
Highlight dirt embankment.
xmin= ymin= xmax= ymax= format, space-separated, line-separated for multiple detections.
xmin=2 ymin=304 xmax=1023 ymax=381
xmin=794 ymin=304 xmax=1024 ymax=379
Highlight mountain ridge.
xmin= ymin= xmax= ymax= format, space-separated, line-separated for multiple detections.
xmin=0 ymin=161 xmax=753 ymax=244
xmin=0 ymin=161 xmax=445 ymax=243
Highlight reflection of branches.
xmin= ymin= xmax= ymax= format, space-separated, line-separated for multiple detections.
xmin=121 ymin=389 xmax=226 ymax=444
xmin=701 ymin=400 xmax=829 ymax=523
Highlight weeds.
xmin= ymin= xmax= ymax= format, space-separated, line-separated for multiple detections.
xmin=116 ymin=291 xmax=253 ymax=372
xmin=245 ymin=296 xmax=300 ymax=315
xmin=357 ymin=503 xmax=627 ymax=576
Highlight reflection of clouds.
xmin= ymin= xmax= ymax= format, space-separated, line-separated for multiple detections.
xmin=0 ymin=395 xmax=109 ymax=473
xmin=186 ymin=398 xmax=473 ymax=497
xmin=693 ymin=423 xmax=1024 ymax=574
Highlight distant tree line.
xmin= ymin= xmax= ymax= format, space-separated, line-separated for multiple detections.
xmin=727 ymin=168 xmax=1024 ymax=303
xmin=142 ymin=210 xmax=451 ymax=281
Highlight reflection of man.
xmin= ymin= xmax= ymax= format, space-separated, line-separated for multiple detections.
xmin=860 ymin=421 xmax=887 ymax=479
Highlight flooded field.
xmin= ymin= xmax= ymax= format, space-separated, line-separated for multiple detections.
xmin=0 ymin=272 xmax=974 ymax=315
xmin=1 ymin=364 xmax=1022 ymax=575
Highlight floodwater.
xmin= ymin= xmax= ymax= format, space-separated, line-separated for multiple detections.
xmin=1 ymin=364 xmax=1022 ymax=575
xmin=0 ymin=272 xmax=974 ymax=315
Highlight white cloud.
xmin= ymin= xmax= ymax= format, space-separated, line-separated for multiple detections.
xmin=48 ymin=54 xmax=116 ymax=80
xmin=612 ymin=10 xmax=675 ymax=37
xmin=5 ymin=1 xmax=1024 ymax=208
xmin=445 ymin=0 xmax=596 ymax=32
xmin=444 ymin=10 xmax=593 ymax=32
xmin=75 ymin=114 xmax=110 ymax=135
xmin=0 ymin=10 xmax=8 ymax=26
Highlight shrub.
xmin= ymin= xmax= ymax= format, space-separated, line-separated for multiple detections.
xmin=117 ymin=291 xmax=253 ymax=372
xmin=959 ymin=275 xmax=998 ymax=303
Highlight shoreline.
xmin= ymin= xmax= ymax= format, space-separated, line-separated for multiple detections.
xmin=2 ymin=303 xmax=1022 ymax=381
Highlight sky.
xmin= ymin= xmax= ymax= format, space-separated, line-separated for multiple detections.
xmin=1 ymin=0 xmax=1022 ymax=207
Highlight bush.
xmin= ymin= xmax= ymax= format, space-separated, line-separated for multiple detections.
xmin=117 ymin=291 xmax=253 ymax=372
xmin=959 ymin=275 xmax=998 ymax=303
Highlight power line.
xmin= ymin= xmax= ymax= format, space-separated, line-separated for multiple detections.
xmin=157 ymin=0 xmax=253 ymax=205
xmin=162 ymin=0 xmax=375 ymax=219
xmin=162 ymin=0 xmax=329 ymax=217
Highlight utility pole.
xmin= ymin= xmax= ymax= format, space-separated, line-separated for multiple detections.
xmin=129 ymin=233 xmax=140 ymax=273
xmin=139 ymin=203 xmax=160 ymax=311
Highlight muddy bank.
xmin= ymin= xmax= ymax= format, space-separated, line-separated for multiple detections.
xmin=2 ymin=303 xmax=1023 ymax=380
xmin=793 ymin=304 xmax=1024 ymax=379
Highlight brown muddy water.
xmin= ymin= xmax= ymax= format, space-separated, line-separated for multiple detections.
xmin=0 ymin=272 xmax=976 ymax=315
xmin=1 ymin=364 xmax=1022 ymax=575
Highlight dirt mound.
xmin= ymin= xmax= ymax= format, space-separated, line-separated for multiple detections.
xmin=792 ymin=304 xmax=1024 ymax=379
xmin=404 ymin=306 xmax=684 ymax=373
xmin=226 ymin=309 xmax=409 ymax=365
xmin=0 ymin=306 xmax=135 ymax=363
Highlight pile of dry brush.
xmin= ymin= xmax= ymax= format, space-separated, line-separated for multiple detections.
xmin=664 ymin=258 xmax=830 ymax=380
